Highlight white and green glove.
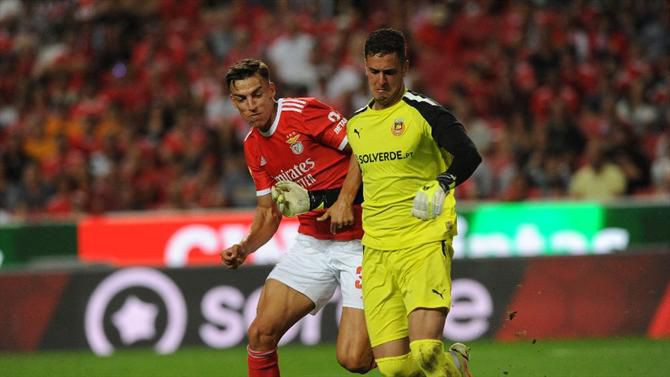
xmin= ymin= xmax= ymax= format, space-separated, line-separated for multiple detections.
xmin=271 ymin=181 xmax=310 ymax=217
xmin=411 ymin=173 xmax=456 ymax=220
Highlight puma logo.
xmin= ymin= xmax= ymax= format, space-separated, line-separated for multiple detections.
xmin=354 ymin=129 xmax=361 ymax=138
xmin=432 ymin=289 xmax=444 ymax=299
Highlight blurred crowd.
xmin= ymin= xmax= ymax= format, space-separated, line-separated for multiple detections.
xmin=0 ymin=0 xmax=668 ymax=221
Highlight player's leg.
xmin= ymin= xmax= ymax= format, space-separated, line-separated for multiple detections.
xmin=247 ymin=278 xmax=314 ymax=377
xmin=330 ymin=239 xmax=374 ymax=373
xmin=442 ymin=242 xmax=474 ymax=377
xmin=372 ymin=339 xmax=423 ymax=377
xmin=247 ymin=234 xmax=338 ymax=377
xmin=248 ymin=278 xmax=315 ymax=350
xmin=336 ymin=307 xmax=375 ymax=373
xmin=361 ymin=246 xmax=423 ymax=377
xmin=404 ymin=241 xmax=467 ymax=377
xmin=408 ymin=308 xmax=461 ymax=377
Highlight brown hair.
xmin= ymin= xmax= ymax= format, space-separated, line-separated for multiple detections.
xmin=224 ymin=58 xmax=271 ymax=89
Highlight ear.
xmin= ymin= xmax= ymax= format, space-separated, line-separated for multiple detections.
xmin=268 ymin=81 xmax=277 ymax=98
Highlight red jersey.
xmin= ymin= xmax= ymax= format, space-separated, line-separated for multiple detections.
xmin=243 ymin=97 xmax=363 ymax=241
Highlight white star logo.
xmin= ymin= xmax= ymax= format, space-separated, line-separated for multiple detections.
xmin=260 ymin=156 xmax=267 ymax=166
xmin=112 ymin=295 xmax=159 ymax=345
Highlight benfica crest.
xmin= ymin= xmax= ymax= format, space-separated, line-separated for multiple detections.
xmin=391 ymin=118 xmax=406 ymax=136
xmin=286 ymin=133 xmax=304 ymax=155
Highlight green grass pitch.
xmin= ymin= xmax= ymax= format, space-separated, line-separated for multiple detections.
xmin=1 ymin=337 xmax=669 ymax=376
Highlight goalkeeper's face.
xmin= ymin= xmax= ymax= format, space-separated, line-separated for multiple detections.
xmin=229 ymin=74 xmax=277 ymax=132
xmin=365 ymin=52 xmax=408 ymax=110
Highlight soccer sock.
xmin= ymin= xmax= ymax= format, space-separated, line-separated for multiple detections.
xmin=410 ymin=339 xmax=461 ymax=377
xmin=375 ymin=353 xmax=422 ymax=377
xmin=247 ymin=346 xmax=280 ymax=377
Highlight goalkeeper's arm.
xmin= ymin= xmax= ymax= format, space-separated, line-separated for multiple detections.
xmin=272 ymin=180 xmax=363 ymax=217
xmin=310 ymin=151 xmax=363 ymax=212
xmin=412 ymin=111 xmax=482 ymax=220
xmin=272 ymin=144 xmax=364 ymax=218
xmin=307 ymin=185 xmax=364 ymax=211
xmin=430 ymin=111 xmax=482 ymax=187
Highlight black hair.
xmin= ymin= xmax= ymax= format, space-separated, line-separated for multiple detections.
xmin=364 ymin=28 xmax=407 ymax=63
xmin=224 ymin=58 xmax=271 ymax=88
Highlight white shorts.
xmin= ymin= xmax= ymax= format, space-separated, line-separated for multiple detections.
xmin=268 ymin=233 xmax=363 ymax=314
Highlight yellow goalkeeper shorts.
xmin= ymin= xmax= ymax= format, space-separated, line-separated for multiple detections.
xmin=362 ymin=240 xmax=454 ymax=348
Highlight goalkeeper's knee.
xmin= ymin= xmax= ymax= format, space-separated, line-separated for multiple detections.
xmin=410 ymin=339 xmax=460 ymax=377
xmin=376 ymin=353 xmax=422 ymax=377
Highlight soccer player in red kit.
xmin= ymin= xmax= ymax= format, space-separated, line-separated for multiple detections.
xmin=220 ymin=58 xmax=374 ymax=376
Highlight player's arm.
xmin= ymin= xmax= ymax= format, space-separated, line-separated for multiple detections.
xmin=273 ymin=144 xmax=362 ymax=219
xmin=430 ymin=110 xmax=482 ymax=189
xmin=221 ymin=194 xmax=281 ymax=269
xmin=413 ymin=108 xmax=482 ymax=220
xmin=317 ymin=151 xmax=362 ymax=233
xmin=274 ymin=100 xmax=363 ymax=219
xmin=302 ymin=98 xmax=349 ymax=152
xmin=272 ymin=174 xmax=363 ymax=218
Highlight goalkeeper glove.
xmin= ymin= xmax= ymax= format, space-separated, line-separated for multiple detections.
xmin=271 ymin=181 xmax=310 ymax=217
xmin=411 ymin=173 xmax=456 ymax=220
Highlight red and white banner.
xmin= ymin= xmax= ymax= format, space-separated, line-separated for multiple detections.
xmin=78 ymin=212 xmax=299 ymax=267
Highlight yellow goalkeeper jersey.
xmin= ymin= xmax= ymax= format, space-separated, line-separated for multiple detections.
xmin=347 ymin=90 xmax=458 ymax=250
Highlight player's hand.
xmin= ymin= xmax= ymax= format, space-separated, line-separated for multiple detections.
xmin=271 ymin=181 xmax=310 ymax=217
xmin=411 ymin=180 xmax=447 ymax=220
xmin=317 ymin=199 xmax=354 ymax=233
xmin=221 ymin=244 xmax=247 ymax=269
xmin=412 ymin=173 xmax=456 ymax=220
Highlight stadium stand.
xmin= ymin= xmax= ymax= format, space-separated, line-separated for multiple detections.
xmin=0 ymin=0 xmax=668 ymax=221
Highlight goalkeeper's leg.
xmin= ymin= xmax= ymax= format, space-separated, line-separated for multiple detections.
xmin=408 ymin=339 xmax=474 ymax=377
xmin=410 ymin=339 xmax=459 ymax=377
xmin=408 ymin=307 xmax=470 ymax=377
xmin=376 ymin=351 xmax=423 ymax=376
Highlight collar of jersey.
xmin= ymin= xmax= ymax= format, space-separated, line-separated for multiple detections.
xmin=259 ymin=99 xmax=284 ymax=137
xmin=368 ymin=90 xmax=407 ymax=113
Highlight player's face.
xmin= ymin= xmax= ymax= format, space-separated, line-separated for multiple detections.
xmin=365 ymin=52 xmax=408 ymax=109
xmin=229 ymin=74 xmax=277 ymax=132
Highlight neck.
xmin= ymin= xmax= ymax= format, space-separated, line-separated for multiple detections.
xmin=259 ymin=102 xmax=278 ymax=133
xmin=372 ymin=87 xmax=405 ymax=110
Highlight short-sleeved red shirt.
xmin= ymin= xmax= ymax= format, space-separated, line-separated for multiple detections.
xmin=243 ymin=97 xmax=362 ymax=241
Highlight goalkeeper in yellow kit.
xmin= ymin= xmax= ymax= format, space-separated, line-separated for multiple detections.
xmin=346 ymin=27 xmax=482 ymax=377
xmin=274 ymin=28 xmax=482 ymax=376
